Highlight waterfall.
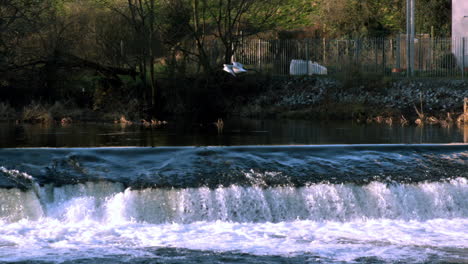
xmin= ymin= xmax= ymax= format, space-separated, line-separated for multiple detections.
xmin=1 ymin=178 xmax=466 ymax=223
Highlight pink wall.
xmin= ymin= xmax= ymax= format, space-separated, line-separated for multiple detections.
xmin=452 ymin=0 xmax=468 ymax=37
xmin=452 ymin=0 xmax=468 ymax=67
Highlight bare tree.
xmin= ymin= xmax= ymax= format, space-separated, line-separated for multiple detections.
xmin=161 ymin=0 xmax=280 ymax=73
xmin=102 ymin=0 xmax=160 ymax=108
xmin=0 ymin=0 xmax=49 ymax=69
xmin=160 ymin=0 xmax=213 ymax=73
xmin=210 ymin=0 xmax=280 ymax=63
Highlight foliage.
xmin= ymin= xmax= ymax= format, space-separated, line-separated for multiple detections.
xmin=437 ymin=52 xmax=457 ymax=70
xmin=416 ymin=0 xmax=451 ymax=36
xmin=271 ymin=0 xmax=318 ymax=30
xmin=315 ymin=0 xmax=403 ymax=37
xmin=0 ymin=0 xmax=453 ymax=118
xmin=315 ymin=0 xmax=450 ymax=37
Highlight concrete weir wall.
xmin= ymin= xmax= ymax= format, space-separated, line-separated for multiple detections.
xmin=452 ymin=0 xmax=468 ymax=68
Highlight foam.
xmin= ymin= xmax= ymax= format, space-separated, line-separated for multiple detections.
xmin=0 ymin=177 xmax=466 ymax=263
xmin=0 ymin=218 xmax=466 ymax=263
xmin=1 ymin=179 xmax=467 ymax=223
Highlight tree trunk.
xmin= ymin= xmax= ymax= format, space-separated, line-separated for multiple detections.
xmin=224 ymin=44 xmax=233 ymax=64
xmin=150 ymin=54 xmax=155 ymax=107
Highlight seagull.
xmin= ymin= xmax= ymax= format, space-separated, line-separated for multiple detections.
xmin=232 ymin=62 xmax=247 ymax=74
xmin=223 ymin=64 xmax=236 ymax=76
xmin=223 ymin=61 xmax=248 ymax=76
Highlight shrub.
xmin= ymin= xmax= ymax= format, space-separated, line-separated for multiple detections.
xmin=437 ymin=52 xmax=457 ymax=69
xmin=22 ymin=102 xmax=53 ymax=123
xmin=48 ymin=101 xmax=84 ymax=120
xmin=0 ymin=102 xmax=16 ymax=120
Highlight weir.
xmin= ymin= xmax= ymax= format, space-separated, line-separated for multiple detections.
xmin=1 ymin=178 xmax=466 ymax=224
xmin=1 ymin=145 xmax=468 ymax=189
xmin=0 ymin=145 xmax=467 ymax=263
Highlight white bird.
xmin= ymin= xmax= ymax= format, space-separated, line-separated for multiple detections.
xmin=223 ymin=61 xmax=248 ymax=76
xmin=232 ymin=61 xmax=247 ymax=74
xmin=223 ymin=64 xmax=236 ymax=76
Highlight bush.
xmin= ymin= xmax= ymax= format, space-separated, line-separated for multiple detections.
xmin=437 ymin=52 xmax=457 ymax=69
xmin=48 ymin=101 xmax=84 ymax=120
xmin=0 ymin=102 xmax=16 ymax=120
xmin=22 ymin=102 xmax=53 ymax=123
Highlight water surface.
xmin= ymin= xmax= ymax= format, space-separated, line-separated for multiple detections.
xmin=1 ymin=119 xmax=468 ymax=147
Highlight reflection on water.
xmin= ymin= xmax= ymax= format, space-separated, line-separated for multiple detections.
xmin=1 ymin=119 xmax=468 ymax=147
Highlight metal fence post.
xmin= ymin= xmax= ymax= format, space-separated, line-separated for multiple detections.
xmin=336 ymin=40 xmax=340 ymax=72
xmin=463 ymin=37 xmax=466 ymax=79
xmin=396 ymin=35 xmax=401 ymax=70
xmin=257 ymin=39 xmax=261 ymax=72
xmin=323 ymin=38 xmax=326 ymax=65
xmin=374 ymin=38 xmax=378 ymax=73
xmin=356 ymin=38 xmax=360 ymax=69
xmin=418 ymin=35 xmax=423 ymax=75
xmin=306 ymin=39 xmax=310 ymax=74
xmin=382 ymin=37 xmax=386 ymax=75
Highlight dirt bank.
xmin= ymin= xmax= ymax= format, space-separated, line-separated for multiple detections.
xmin=236 ymin=76 xmax=468 ymax=125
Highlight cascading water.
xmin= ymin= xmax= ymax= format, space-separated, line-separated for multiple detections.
xmin=3 ymin=180 xmax=467 ymax=224
xmin=0 ymin=146 xmax=467 ymax=263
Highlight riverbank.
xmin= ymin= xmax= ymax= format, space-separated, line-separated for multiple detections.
xmin=2 ymin=75 xmax=468 ymax=126
xmin=236 ymin=76 xmax=468 ymax=124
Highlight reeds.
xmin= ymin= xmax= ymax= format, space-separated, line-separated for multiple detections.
xmin=19 ymin=101 xmax=84 ymax=124
xmin=22 ymin=102 xmax=53 ymax=123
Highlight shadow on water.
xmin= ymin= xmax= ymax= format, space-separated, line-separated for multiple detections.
xmin=1 ymin=247 xmax=461 ymax=264
xmin=1 ymin=118 xmax=468 ymax=147
xmin=0 ymin=249 xmax=323 ymax=264
xmin=0 ymin=248 xmax=393 ymax=264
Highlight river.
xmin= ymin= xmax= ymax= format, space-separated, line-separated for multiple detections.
xmin=0 ymin=119 xmax=467 ymax=263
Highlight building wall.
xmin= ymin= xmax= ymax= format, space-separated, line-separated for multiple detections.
xmin=452 ymin=0 xmax=468 ymax=67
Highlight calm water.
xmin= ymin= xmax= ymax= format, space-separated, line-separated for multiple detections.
xmin=1 ymin=119 xmax=467 ymax=264
xmin=0 ymin=118 xmax=467 ymax=147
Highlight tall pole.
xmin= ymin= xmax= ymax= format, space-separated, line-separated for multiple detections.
xmin=463 ymin=37 xmax=466 ymax=79
xmin=410 ymin=0 xmax=415 ymax=76
xmin=406 ymin=0 xmax=410 ymax=76
xmin=406 ymin=0 xmax=415 ymax=77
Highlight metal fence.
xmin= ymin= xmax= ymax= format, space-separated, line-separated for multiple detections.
xmin=208 ymin=36 xmax=468 ymax=78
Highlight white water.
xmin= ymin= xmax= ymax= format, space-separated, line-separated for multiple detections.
xmin=0 ymin=179 xmax=467 ymax=262
xmin=2 ymin=178 xmax=467 ymax=223
xmin=1 ymin=218 xmax=467 ymax=263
